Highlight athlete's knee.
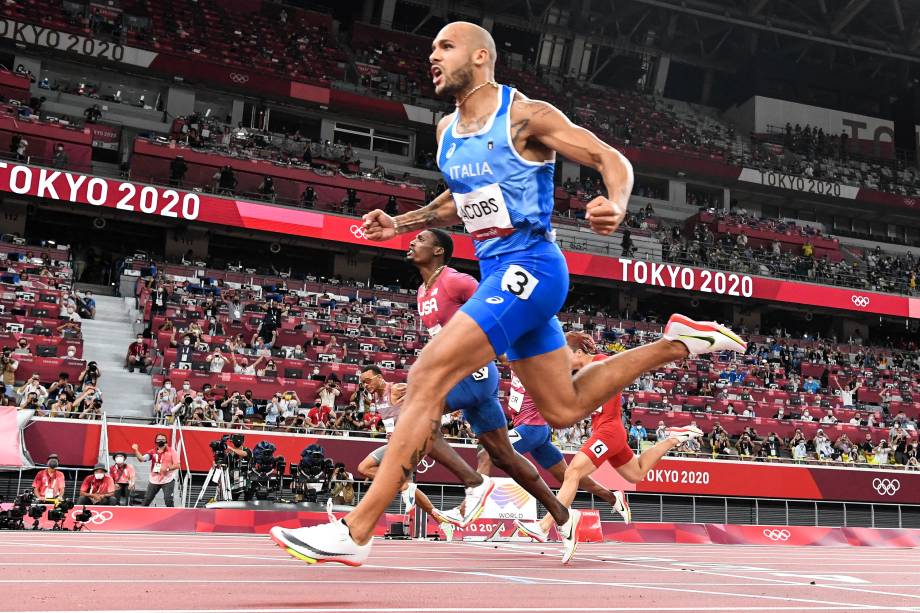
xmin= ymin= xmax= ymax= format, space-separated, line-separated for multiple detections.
xmin=357 ymin=458 xmax=377 ymax=479
xmin=618 ymin=464 xmax=643 ymax=484
xmin=540 ymin=405 xmax=572 ymax=430
xmin=563 ymin=463 xmax=582 ymax=484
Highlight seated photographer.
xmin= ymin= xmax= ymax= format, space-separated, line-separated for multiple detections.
xmin=78 ymin=463 xmax=117 ymax=505
xmin=110 ymin=452 xmax=136 ymax=505
xmin=32 ymin=453 xmax=66 ymax=501
xmin=126 ymin=334 xmax=152 ymax=374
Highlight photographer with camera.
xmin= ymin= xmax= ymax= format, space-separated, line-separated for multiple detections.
xmin=78 ymin=463 xmax=117 ymax=505
xmin=132 ymin=434 xmax=180 ymax=507
xmin=32 ymin=453 xmax=66 ymax=502
xmin=79 ymin=361 xmax=102 ymax=389
xmin=126 ymin=334 xmax=152 ymax=374
xmin=110 ymin=452 xmax=136 ymax=505
xmin=329 ymin=463 xmax=355 ymax=505
xmin=1 ymin=346 xmax=18 ymax=397
xmin=316 ymin=378 xmax=340 ymax=414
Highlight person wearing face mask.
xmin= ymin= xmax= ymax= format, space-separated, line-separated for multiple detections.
xmin=64 ymin=345 xmax=78 ymax=359
xmin=32 ymin=453 xmax=66 ymax=501
xmin=176 ymin=380 xmax=196 ymax=403
xmin=177 ymin=335 xmax=195 ymax=369
xmin=132 ymin=435 xmax=180 ymax=507
xmin=126 ymin=334 xmax=152 ymax=374
xmin=78 ymin=463 xmax=117 ymax=505
xmin=109 ymin=452 xmax=136 ymax=505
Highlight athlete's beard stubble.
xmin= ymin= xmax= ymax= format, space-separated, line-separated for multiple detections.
xmin=440 ymin=62 xmax=474 ymax=99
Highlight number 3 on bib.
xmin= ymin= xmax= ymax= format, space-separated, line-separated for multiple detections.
xmin=500 ymin=265 xmax=538 ymax=300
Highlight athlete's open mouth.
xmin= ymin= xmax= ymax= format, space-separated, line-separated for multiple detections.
xmin=431 ymin=65 xmax=443 ymax=87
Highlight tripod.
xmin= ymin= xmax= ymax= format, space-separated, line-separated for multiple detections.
xmin=194 ymin=462 xmax=232 ymax=507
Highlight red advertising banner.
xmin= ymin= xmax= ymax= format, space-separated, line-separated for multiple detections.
xmin=23 ymin=419 xmax=920 ymax=505
xmin=13 ymin=503 xmax=920 ymax=548
xmin=0 ymin=160 xmax=913 ymax=318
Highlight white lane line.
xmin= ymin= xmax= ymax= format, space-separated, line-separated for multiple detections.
xmin=2 ymin=608 xmax=917 ymax=613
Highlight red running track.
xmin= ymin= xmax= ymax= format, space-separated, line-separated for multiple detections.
xmin=3 ymin=532 xmax=920 ymax=612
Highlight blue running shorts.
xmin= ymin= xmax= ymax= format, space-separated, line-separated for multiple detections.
xmin=460 ymin=240 xmax=568 ymax=361
xmin=508 ymin=423 xmax=564 ymax=469
xmin=446 ymin=361 xmax=507 ymax=435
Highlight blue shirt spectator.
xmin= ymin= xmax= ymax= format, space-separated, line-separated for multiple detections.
xmin=802 ymin=377 xmax=820 ymax=394
xmin=629 ymin=421 xmax=648 ymax=443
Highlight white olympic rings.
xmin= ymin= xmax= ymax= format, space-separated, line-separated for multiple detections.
xmin=71 ymin=509 xmax=114 ymax=524
xmin=762 ymin=529 xmax=791 ymax=541
xmin=349 ymin=224 xmax=368 ymax=240
xmin=851 ymin=295 xmax=870 ymax=308
xmin=872 ymin=478 xmax=901 ymax=496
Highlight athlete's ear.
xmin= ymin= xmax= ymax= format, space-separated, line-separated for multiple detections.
xmin=434 ymin=246 xmax=444 ymax=257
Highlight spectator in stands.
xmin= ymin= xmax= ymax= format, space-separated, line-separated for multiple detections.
xmin=316 ymin=379 xmax=340 ymax=415
xmin=802 ymin=376 xmax=820 ymax=393
xmin=78 ymin=463 xmax=117 ymax=505
xmin=46 ymin=373 xmax=73 ymax=403
xmin=176 ymin=335 xmax=195 ymax=368
xmin=760 ymin=432 xmax=782 ymax=460
xmin=860 ymin=434 xmax=875 ymax=462
xmin=17 ymin=373 xmax=47 ymax=404
xmin=13 ymin=338 xmax=31 ymax=356
xmin=126 ymin=334 xmax=152 ymax=374
xmin=154 ymin=381 xmax=176 ymax=422
xmin=814 ymin=430 xmax=834 ymax=460
xmin=628 ymin=420 xmax=648 ymax=447
xmin=216 ymin=165 xmax=238 ymax=195
xmin=132 ymin=434 xmax=180 ymax=507
xmin=230 ymin=353 xmax=264 ymax=374
xmin=75 ymin=387 xmax=103 ymax=420
xmin=832 ymin=376 xmax=859 ymax=407
xmin=52 ymin=144 xmax=68 ymax=169
xmin=301 ymin=186 xmax=317 ymax=209
xmin=110 ymin=452 xmax=136 ymax=505
xmin=1 ymin=348 xmax=18 ymax=397
xmin=83 ymin=104 xmax=102 ymax=123
xmin=79 ymin=361 xmax=101 ymax=389
xmin=258 ymin=176 xmax=277 ymax=203
xmin=874 ymin=439 xmax=892 ymax=465
xmin=654 ymin=420 xmax=667 ymax=441
xmin=32 ymin=453 xmax=65 ymax=501
xmin=176 ymin=381 xmax=196 ymax=403
xmin=820 ymin=410 xmax=838 ymax=425
xmin=621 ymin=230 xmax=634 ymax=258
xmin=19 ymin=391 xmax=44 ymax=414
xmin=14 ymin=136 xmax=27 ymax=161
xmin=385 ymin=195 xmax=398 ymax=216
xmin=342 ymin=188 xmax=360 ymax=215
xmin=800 ymin=408 xmax=814 ymax=422
xmin=169 ymin=155 xmax=188 ymax=187
xmin=206 ymin=348 xmax=228 ymax=373
xmin=891 ymin=427 xmax=909 ymax=465
xmin=49 ymin=392 xmax=73 ymax=417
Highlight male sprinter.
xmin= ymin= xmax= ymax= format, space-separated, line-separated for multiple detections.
xmin=269 ymin=21 xmax=745 ymax=565
xmin=354 ymin=364 xmax=489 ymax=533
xmin=405 ymin=228 xmax=577 ymax=538
xmin=477 ymin=369 xmax=630 ymax=524
xmin=514 ymin=331 xmax=702 ymax=563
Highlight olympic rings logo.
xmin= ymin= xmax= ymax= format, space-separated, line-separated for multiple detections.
xmin=872 ymin=478 xmax=901 ymax=496
xmin=228 ymin=72 xmax=250 ymax=84
xmin=349 ymin=224 xmax=368 ymax=240
xmin=851 ymin=295 xmax=870 ymax=308
xmin=415 ymin=457 xmax=436 ymax=474
xmin=762 ymin=529 xmax=791 ymax=541
xmin=71 ymin=509 xmax=113 ymax=524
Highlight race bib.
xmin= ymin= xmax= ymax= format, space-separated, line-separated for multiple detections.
xmin=508 ymin=389 xmax=524 ymax=413
xmin=500 ymin=265 xmax=538 ymax=300
xmin=382 ymin=417 xmax=396 ymax=434
xmin=589 ymin=440 xmax=609 ymax=458
xmin=454 ymin=184 xmax=514 ymax=240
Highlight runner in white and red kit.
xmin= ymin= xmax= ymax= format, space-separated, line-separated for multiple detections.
xmin=514 ymin=331 xmax=703 ymax=563
xmin=477 ymin=371 xmax=631 ymax=524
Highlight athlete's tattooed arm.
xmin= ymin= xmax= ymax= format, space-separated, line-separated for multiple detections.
xmin=511 ymin=97 xmax=634 ymax=236
xmin=392 ymin=189 xmax=460 ymax=234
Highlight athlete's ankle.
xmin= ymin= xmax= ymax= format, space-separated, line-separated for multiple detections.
xmin=342 ymin=516 xmax=372 ymax=546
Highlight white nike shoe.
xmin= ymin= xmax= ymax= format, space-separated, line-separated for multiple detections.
xmin=440 ymin=522 xmax=455 ymax=543
xmin=401 ymin=482 xmax=417 ymax=513
xmin=612 ymin=490 xmax=632 ymax=524
xmin=559 ymin=509 xmax=582 ymax=565
xmin=663 ymin=314 xmax=747 ymax=356
xmin=269 ymin=520 xmax=370 ymax=567
xmin=513 ymin=519 xmax=549 ymax=543
xmin=459 ymin=475 xmax=495 ymax=527
xmin=432 ymin=506 xmax=464 ymax=526
xmin=667 ymin=424 xmax=704 ymax=443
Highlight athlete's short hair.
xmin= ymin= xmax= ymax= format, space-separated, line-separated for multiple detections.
xmin=360 ymin=365 xmax=383 ymax=376
xmin=565 ymin=331 xmax=596 ymax=355
xmin=429 ymin=228 xmax=454 ymax=263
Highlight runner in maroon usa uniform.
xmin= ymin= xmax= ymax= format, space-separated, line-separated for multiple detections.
xmin=514 ymin=331 xmax=702 ymax=563
xmin=409 ymin=228 xmax=579 ymax=536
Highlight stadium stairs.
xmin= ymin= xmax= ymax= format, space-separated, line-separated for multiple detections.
xmin=79 ymin=294 xmax=152 ymax=419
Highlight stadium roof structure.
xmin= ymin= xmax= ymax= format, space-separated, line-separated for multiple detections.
xmin=411 ymin=0 xmax=920 ymax=79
